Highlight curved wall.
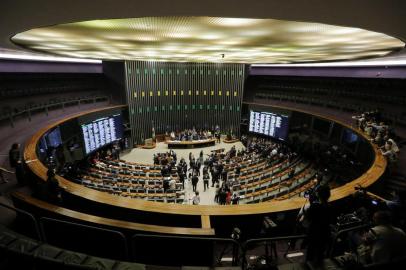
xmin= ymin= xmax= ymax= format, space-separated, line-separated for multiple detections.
xmin=24 ymin=105 xmax=386 ymax=237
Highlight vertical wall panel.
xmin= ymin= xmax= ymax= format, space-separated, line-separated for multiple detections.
xmin=124 ymin=61 xmax=245 ymax=144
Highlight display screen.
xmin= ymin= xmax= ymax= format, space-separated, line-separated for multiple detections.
xmin=81 ymin=114 xmax=123 ymax=154
xmin=342 ymin=128 xmax=359 ymax=144
xmin=45 ymin=127 xmax=62 ymax=148
xmin=248 ymin=110 xmax=289 ymax=140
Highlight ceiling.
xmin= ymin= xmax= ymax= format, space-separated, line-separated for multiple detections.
xmin=11 ymin=17 xmax=404 ymax=63
xmin=1 ymin=0 xmax=406 ymax=64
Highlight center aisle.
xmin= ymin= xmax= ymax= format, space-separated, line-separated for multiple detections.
xmin=121 ymin=140 xmax=245 ymax=205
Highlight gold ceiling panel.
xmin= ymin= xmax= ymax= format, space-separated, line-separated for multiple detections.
xmin=11 ymin=17 xmax=404 ymax=63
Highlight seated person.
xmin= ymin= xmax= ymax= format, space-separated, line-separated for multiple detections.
xmin=380 ymin=143 xmax=398 ymax=163
xmin=170 ymin=131 xmax=176 ymax=140
xmin=359 ymin=211 xmax=406 ymax=264
xmin=192 ymin=191 xmax=200 ymax=205
xmin=168 ymin=178 xmax=177 ymax=190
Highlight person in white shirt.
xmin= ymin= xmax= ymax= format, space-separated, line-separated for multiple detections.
xmin=169 ymin=178 xmax=177 ymax=190
xmin=192 ymin=191 xmax=200 ymax=205
xmin=386 ymin=138 xmax=399 ymax=154
xmin=361 ymin=211 xmax=406 ymax=264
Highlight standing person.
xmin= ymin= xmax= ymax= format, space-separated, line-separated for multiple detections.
xmin=214 ymin=184 xmax=220 ymax=203
xmin=203 ymin=173 xmax=210 ymax=192
xmin=15 ymin=160 xmax=25 ymax=186
xmin=46 ymin=169 xmax=62 ymax=204
xmin=199 ymin=150 xmax=204 ymax=164
xmin=211 ymin=167 xmax=219 ymax=187
xmin=219 ymin=187 xmax=227 ymax=205
xmin=178 ymin=172 xmax=185 ymax=189
xmin=9 ymin=143 xmax=20 ymax=169
xmin=191 ymin=173 xmax=199 ymax=192
xmin=192 ymin=191 xmax=200 ymax=205
xmin=203 ymin=165 xmax=209 ymax=176
xmin=231 ymin=193 xmax=240 ymax=205
xmin=226 ymin=190 xmax=232 ymax=205
xmin=215 ymin=132 xmax=221 ymax=143
xmin=300 ymin=185 xmax=331 ymax=266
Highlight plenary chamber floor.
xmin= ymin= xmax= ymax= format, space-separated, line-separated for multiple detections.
xmin=121 ymin=141 xmax=245 ymax=205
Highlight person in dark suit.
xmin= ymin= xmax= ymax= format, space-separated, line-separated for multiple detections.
xmin=46 ymin=169 xmax=63 ymax=204
xmin=301 ymin=185 xmax=331 ymax=266
xmin=178 ymin=172 xmax=185 ymax=189
xmin=9 ymin=143 xmax=20 ymax=169
xmin=191 ymin=173 xmax=199 ymax=192
xmin=203 ymin=173 xmax=210 ymax=192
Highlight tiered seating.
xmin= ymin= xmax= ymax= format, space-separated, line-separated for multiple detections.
xmin=79 ymin=160 xmax=184 ymax=203
xmin=274 ymin=179 xmax=317 ymax=201
xmin=241 ymin=162 xmax=315 ymax=203
xmin=238 ymin=157 xmax=299 ymax=189
xmin=0 ymin=73 xmax=110 ymax=125
xmin=248 ymin=76 xmax=406 ymax=126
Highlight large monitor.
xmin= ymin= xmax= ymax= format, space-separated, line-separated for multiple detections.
xmin=248 ymin=110 xmax=289 ymax=140
xmin=81 ymin=113 xmax=124 ymax=154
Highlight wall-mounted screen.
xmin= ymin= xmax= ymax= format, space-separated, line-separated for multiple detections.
xmin=248 ymin=110 xmax=289 ymax=140
xmin=342 ymin=128 xmax=359 ymax=144
xmin=81 ymin=114 xmax=123 ymax=154
xmin=44 ymin=126 xmax=62 ymax=148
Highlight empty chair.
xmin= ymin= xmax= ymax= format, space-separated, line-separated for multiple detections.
xmin=166 ymin=198 xmax=176 ymax=203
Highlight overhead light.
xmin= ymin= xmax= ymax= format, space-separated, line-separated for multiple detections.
xmin=10 ymin=16 xmax=404 ymax=64
xmin=0 ymin=50 xmax=101 ymax=63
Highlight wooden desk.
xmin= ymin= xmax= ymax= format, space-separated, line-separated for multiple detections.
xmin=165 ymin=138 xmax=216 ymax=149
xmin=223 ymin=138 xmax=239 ymax=144
xmin=12 ymin=191 xmax=214 ymax=236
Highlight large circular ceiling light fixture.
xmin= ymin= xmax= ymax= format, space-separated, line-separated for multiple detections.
xmin=12 ymin=17 xmax=405 ymax=63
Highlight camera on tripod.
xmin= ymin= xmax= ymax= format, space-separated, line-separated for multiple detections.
xmin=304 ymin=187 xmax=318 ymax=203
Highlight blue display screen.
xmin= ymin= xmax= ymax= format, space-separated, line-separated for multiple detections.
xmin=342 ymin=128 xmax=359 ymax=144
xmin=248 ymin=110 xmax=290 ymax=141
xmin=81 ymin=114 xmax=124 ymax=154
xmin=45 ymin=127 xmax=62 ymax=148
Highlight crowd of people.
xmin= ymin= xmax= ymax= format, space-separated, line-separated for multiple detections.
xmin=292 ymin=109 xmax=406 ymax=267
xmin=354 ymin=109 xmax=400 ymax=165
xmin=146 ymin=134 xmax=298 ymax=205
xmin=168 ymin=127 xmax=221 ymax=143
